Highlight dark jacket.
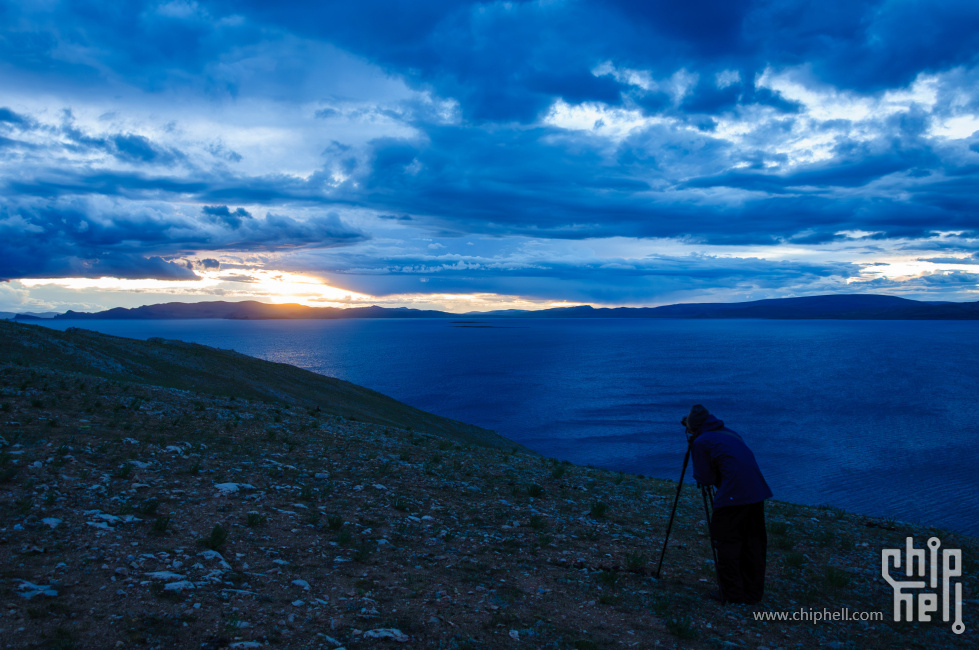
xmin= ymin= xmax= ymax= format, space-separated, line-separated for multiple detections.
xmin=691 ymin=415 xmax=772 ymax=508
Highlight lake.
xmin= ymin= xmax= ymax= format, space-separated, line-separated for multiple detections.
xmin=36 ymin=318 xmax=979 ymax=536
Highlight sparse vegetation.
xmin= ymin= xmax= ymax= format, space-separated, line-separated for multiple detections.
xmin=665 ymin=613 xmax=697 ymax=639
xmin=246 ymin=512 xmax=267 ymax=527
xmin=152 ymin=516 xmax=172 ymax=535
xmin=199 ymin=524 xmax=228 ymax=550
xmin=0 ymin=320 xmax=974 ymax=650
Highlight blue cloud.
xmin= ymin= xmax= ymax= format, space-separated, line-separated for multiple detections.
xmin=112 ymin=133 xmax=175 ymax=164
xmin=203 ymin=205 xmax=252 ymax=229
xmin=0 ymin=107 xmax=28 ymax=124
xmin=0 ymin=191 xmax=367 ymax=281
xmin=1 ymin=0 xmax=979 ymax=303
xmin=305 ymin=247 xmax=858 ymax=304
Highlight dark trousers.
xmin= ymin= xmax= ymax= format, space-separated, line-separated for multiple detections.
xmin=710 ymin=501 xmax=767 ymax=604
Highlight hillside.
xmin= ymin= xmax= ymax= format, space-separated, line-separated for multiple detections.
xmin=0 ymin=321 xmax=512 ymax=451
xmin=0 ymin=359 xmax=975 ymax=648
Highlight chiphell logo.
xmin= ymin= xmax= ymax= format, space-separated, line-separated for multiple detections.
xmin=882 ymin=537 xmax=965 ymax=634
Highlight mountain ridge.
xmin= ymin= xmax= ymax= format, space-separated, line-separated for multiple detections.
xmin=13 ymin=293 xmax=979 ymax=321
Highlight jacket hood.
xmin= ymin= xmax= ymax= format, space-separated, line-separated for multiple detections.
xmin=695 ymin=414 xmax=725 ymax=434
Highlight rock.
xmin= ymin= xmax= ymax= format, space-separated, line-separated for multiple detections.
xmin=363 ymin=628 xmax=409 ymax=642
xmin=292 ymin=579 xmax=311 ymax=591
xmin=215 ymin=482 xmax=256 ymax=494
xmin=145 ymin=571 xmax=186 ymax=581
xmin=198 ymin=550 xmax=232 ymax=569
xmin=16 ymin=580 xmax=58 ymax=599
xmin=163 ymin=581 xmax=195 ymax=592
xmin=509 ymin=630 xmax=519 ymax=641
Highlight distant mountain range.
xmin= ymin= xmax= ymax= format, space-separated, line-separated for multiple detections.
xmin=0 ymin=311 xmax=58 ymax=320
xmin=6 ymin=293 xmax=979 ymax=321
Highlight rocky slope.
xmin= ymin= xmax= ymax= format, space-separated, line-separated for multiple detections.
xmin=0 ymin=321 xmax=512 ymax=451
xmin=0 ymin=329 xmax=976 ymax=648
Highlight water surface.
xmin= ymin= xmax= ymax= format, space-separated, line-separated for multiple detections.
xmin=39 ymin=318 xmax=979 ymax=535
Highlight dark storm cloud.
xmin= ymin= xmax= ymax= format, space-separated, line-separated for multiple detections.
xmin=350 ymin=123 xmax=978 ymax=244
xmin=310 ymin=249 xmax=857 ymax=303
xmin=8 ymin=108 xmax=971 ymax=248
xmin=0 ymin=195 xmax=366 ymax=280
xmin=203 ymin=205 xmax=252 ymax=229
xmin=199 ymin=1 xmax=979 ymax=119
xmin=1 ymin=0 xmax=978 ymax=299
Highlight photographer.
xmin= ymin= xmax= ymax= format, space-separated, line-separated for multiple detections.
xmin=684 ymin=404 xmax=772 ymax=605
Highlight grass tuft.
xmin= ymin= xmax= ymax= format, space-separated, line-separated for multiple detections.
xmin=198 ymin=524 xmax=228 ymax=550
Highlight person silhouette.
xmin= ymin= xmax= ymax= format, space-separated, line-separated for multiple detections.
xmin=684 ymin=404 xmax=772 ymax=604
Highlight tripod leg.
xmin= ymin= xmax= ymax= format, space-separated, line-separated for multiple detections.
xmin=701 ymin=485 xmax=724 ymax=603
xmin=655 ymin=445 xmax=691 ymax=579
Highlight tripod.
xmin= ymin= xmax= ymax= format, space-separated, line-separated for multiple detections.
xmin=654 ymin=439 xmax=724 ymax=601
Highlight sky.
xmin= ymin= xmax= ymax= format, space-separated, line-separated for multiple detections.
xmin=2 ymin=0 xmax=979 ymax=314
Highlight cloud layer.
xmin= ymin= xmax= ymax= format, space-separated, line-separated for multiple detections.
xmin=2 ymin=0 xmax=979 ymax=310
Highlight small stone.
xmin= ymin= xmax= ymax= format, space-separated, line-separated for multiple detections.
xmin=363 ymin=628 xmax=409 ymax=642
